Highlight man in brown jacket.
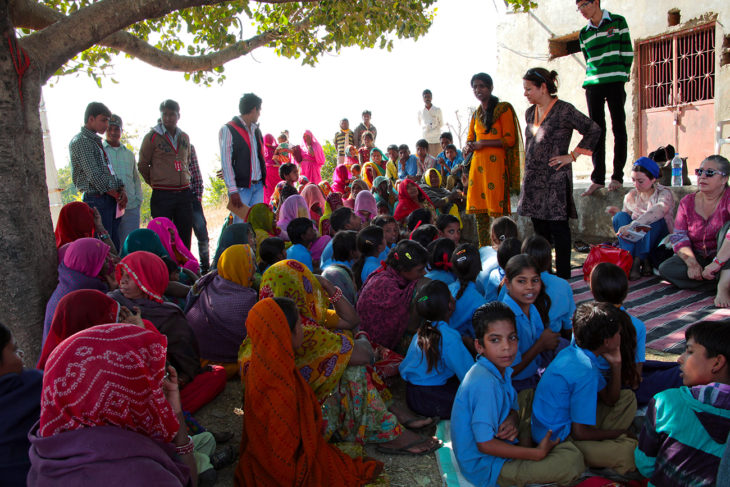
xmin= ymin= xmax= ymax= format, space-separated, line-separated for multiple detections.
xmin=138 ymin=99 xmax=194 ymax=248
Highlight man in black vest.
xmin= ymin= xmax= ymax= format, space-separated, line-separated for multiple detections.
xmin=219 ymin=93 xmax=266 ymax=222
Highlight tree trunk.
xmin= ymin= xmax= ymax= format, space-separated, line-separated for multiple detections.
xmin=1 ymin=0 xmax=57 ymax=363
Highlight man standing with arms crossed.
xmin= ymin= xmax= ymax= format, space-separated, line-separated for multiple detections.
xmin=418 ymin=89 xmax=443 ymax=157
xmin=577 ymin=0 xmax=633 ymax=196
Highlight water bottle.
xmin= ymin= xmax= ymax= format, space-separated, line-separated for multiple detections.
xmin=671 ymin=154 xmax=683 ymax=187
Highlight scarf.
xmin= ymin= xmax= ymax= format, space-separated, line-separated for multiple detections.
xmin=218 ymin=244 xmax=255 ymax=288
xmin=318 ymin=181 xmax=333 ymax=197
xmin=263 ymin=133 xmax=277 ymax=164
xmin=235 ymin=298 xmax=381 ymax=486
xmin=354 ymin=190 xmax=377 ymax=224
xmin=301 ymin=130 xmax=326 ymax=167
xmin=38 ymin=324 xmax=179 ymax=443
xmin=332 ymin=165 xmax=351 ymax=194
xmin=121 ymin=228 xmax=169 ymax=258
xmin=300 ymin=184 xmax=327 ymax=223
xmin=63 ymin=237 xmax=110 ymax=277
xmin=212 ymin=223 xmax=253 ymax=269
xmin=277 ymin=195 xmax=310 ymax=241
xmin=116 ymin=251 xmax=169 ymax=303
xmin=319 ymin=192 xmax=344 ymax=236
xmin=54 ymin=202 xmax=95 ymax=248
xmin=361 ymin=162 xmax=382 ymax=189
xmin=259 ymin=259 xmax=329 ymax=327
xmin=393 ymin=179 xmax=432 ymax=222
xmin=147 ymin=217 xmax=200 ymax=274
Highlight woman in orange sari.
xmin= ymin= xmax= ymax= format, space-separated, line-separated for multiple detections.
xmin=463 ymin=72 xmax=523 ymax=247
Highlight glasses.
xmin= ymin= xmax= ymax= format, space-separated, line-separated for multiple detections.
xmin=526 ymin=69 xmax=547 ymax=84
xmin=695 ymin=168 xmax=727 ymax=178
xmin=576 ymin=1 xmax=594 ymax=11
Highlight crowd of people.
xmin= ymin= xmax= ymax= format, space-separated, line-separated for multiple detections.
xmin=2 ymin=1 xmax=730 ymax=486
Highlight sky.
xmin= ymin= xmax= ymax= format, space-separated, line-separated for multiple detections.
xmin=42 ymin=0 xmax=503 ymax=184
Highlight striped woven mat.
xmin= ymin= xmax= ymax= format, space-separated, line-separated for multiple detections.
xmin=569 ymin=269 xmax=730 ymax=354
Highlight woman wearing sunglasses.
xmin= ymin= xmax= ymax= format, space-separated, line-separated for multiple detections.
xmin=659 ymin=155 xmax=730 ymax=307
xmin=606 ymin=157 xmax=674 ymax=280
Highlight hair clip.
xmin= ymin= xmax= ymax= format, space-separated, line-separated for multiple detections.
xmin=456 ymin=248 xmax=467 ymax=256
xmin=498 ymin=234 xmax=506 ymax=242
xmin=394 ymin=252 xmax=399 ymax=260
xmin=417 ymin=296 xmax=429 ymax=302
xmin=405 ymin=252 xmax=412 ymax=260
xmin=457 ymin=256 xmax=468 ymax=263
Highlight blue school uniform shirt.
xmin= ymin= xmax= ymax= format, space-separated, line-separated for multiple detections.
xmin=501 ymin=293 xmax=543 ymax=382
xmin=476 ymin=246 xmax=498 ymax=295
xmin=320 ymin=239 xmax=334 ymax=268
xmin=483 ymin=266 xmax=504 ymax=303
xmin=588 ymin=307 xmax=646 ymax=370
xmin=397 ymin=154 xmax=420 ymax=179
xmin=425 ymin=268 xmax=456 ymax=285
xmin=286 ymin=243 xmax=313 ymax=271
xmin=448 ymin=281 xmax=486 ymax=338
xmin=540 ymin=271 xmax=576 ymax=332
xmin=399 ymin=321 xmax=474 ymax=386
xmin=378 ymin=242 xmax=395 ymax=262
xmin=451 ymin=356 xmax=518 ymax=487
xmin=531 ymin=343 xmax=606 ymax=443
xmin=360 ymin=256 xmax=380 ymax=285
xmin=436 ymin=149 xmax=464 ymax=170
xmin=323 ymin=258 xmax=351 ymax=271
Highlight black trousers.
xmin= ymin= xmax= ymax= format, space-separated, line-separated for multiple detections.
xmin=585 ymin=82 xmax=628 ymax=186
xmin=150 ymin=188 xmax=194 ymax=249
xmin=531 ymin=218 xmax=572 ymax=279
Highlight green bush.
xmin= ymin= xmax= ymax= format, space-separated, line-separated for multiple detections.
xmin=320 ymin=140 xmax=337 ymax=183
xmin=205 ymin=171 xmax=228 ymax=206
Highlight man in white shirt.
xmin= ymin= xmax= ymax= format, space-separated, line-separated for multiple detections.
xmin=418 ymin=89 xmax=443 ymax=157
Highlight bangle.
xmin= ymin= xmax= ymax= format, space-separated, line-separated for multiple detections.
xmin=570 ymin=151 xmax=576 ymax=162
xmin=328 ymin=286 xmax=343 ymax=304
xmin=99 ymin=233 xmax=110 ymax=240
xmin=713 ymin=257 xmax=726 ymax=267
xmin=175 ymin=435 xmax=194 ymax=456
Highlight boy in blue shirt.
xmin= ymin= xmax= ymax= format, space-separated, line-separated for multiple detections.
xmin=285 ymin=217 xmax=316 ymax=271
xmin=397 ymin=144 xmax=421 ymax=180
xmin=319 ymin=207 xmax=361 ymax=267
xmin=531 ymin=301 xmax=638 ymax=475
xmin=323 ymin=230 xmax=358 ymax=270
xmin=451 ymin=302 xmax=585 ymax=487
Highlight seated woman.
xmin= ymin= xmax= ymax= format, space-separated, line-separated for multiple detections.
xmin=28 ymin=324 xmax=196 ymax=486
xmin=147 ymin=217 xmax=200 ymax=275
xmin=354 ymin=189 xmax=377 ymax=225
xmin=109 ymin=251 xmax=226 ymax=412
xmin=277 ymin=194 xmax=331 ymax=262
xmin=420 ymin=168 xmax=463 ymax=217
xmin=186 ymin=244 xmax=258 ymax=378
xmin=211 ymin=222 xmax=255 ymax=270
xmin=43 ymin=237 xmax=115 ymax=343
xmin=344 ymin=179 xmax=369 ymax=210
xmin=361 ymin=162 xmax=382 ymax=189
xmin=121 ymin=228 xmax=169 ymax=258
xmin=319 ymin=192 xmax=344 ymax=237
xmin=301 ymin=183 xmax=327 ymax=226
xmin=357 ymin=240 xmax=429 ymax=352
xmin=659 ymin=155 xmax=730 ymax=307
xmin=246 ymin=203 xmax=279 ymax=259
xmin=372 ymin=176 xmax=397 ymax=216
xmin=607 ymin=157 xmax=674 ymax=279
xmin=1 ymin=323 xmax=42 ymax=486
xmin=236 ymin=298 xmax=384 ymax=486
xmin=394 ymin=179 xmax=435 ymax=226
xmin=54 ymin=201 xmax=117 ymax=253
xmin=332 ymin=164 xmax=351 ymax=195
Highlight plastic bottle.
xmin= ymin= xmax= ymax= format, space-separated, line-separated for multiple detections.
xmin=671 ymin=154 xmax=683 ymax=187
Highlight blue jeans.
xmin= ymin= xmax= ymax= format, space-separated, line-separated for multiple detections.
xmin=232 ymin=182 xmax=264 ymax=223
xmin=83 ymin=193 xmax=121 ymax=249
xmin=117 ymin=206 xmax=141 ymax=249
xmin=612 ymin=211 xmax=668 ymax=259
xmin=191 ymin=199 xmax=210 ymax=272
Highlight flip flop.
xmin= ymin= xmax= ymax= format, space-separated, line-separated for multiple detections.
xmin=574 ymin=240 xmax=591 ymax=253
xmin=375 ymin=438 xmax=443 ymax=456
xmin=401 ymin=415 xmax=439 ymax=432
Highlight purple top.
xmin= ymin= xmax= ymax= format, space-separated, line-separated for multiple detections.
xmin=671 ymin=188 xmax=730 ymax=258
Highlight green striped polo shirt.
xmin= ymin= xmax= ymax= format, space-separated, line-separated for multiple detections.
xmin=579 ymin=11 xmax=633 ymax=87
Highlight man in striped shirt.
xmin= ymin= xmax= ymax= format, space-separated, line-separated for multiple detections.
xmin=577 ymin=0 xmax=633 ymax=196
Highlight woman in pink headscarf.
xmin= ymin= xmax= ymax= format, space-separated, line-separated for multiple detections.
xmin=300 ymin=130 xmax=326 ymax=185
xmin=263 ymin=133 xmax=280 ymax=205
xmin=332 ymin=164 xmax=351 ymax=195
xmin=147 ymin=217 xmax=200 ymax=275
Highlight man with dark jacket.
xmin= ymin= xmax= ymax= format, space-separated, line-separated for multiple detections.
xmin=220 ymin=93 xmax=266 ymax=223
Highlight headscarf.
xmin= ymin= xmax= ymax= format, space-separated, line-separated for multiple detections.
xmin=116 ymin=251 xmax=169 ymax=303
xmin=370 ymin=147 xmax=389 ymax=162
xmin=259 ymin=260 xmax=329 ymax=327
xmin=318 ymin=181 xmax=332 ymax=197
xmin=277 ymin=195 xmax=310 ymax=241
xmin=212 ymin=223 xmax=254 ymax=269
xmin=319 ymin=192 xmax=344 ymax=236
xmin=332 ymin=165 xmax=351 ymax=194
xmin=38 ymin=324 xmax=179 ymax=443
xmin=263 ymin=133 xmax=277 ymax=163
xmin=218 ymin=244 xmax=255 ymax=288
xmin=424 ymin=168 xmax=442 ymax=188
xmin=121 ymin=228 xmax=169 ymax=258
xmin=301 ymin=130 xmax=326 ymax=167
xmin=393 ymin=179 xmax=432 ymax=222
xmin=361 ymin=162 xmax=382 ymax=189
xmin=372 ymin=176 xmax=396 ymax=215
xmin=354 ymin=190 xmax=377 ymax=224
xmin=63 ymin=237 xmax=110 ymax=277
xmin=38 ymin=290 xmax=121 ymax=369
xmin=633 ymin=156 xmax=660 ymax=179
xmin=146 ymin=217 xmax=200 ymax=274
xmin=54 ymin=202 xmax=95 ymax=248
xmin=300 ymin=184 xmax=327 ymax=223
xmin=246 ymin=204 xmax=279 ymax=258
xmin=235 ymin=299 xmax=381 ymax=486
xmin=320 ymin=265 xmax=357 ymax=306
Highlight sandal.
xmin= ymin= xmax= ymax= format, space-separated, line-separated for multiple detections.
xmin=210 ymin=445 xmax=236 ymax=470
xmin=574 ymin=240 xmax=591 ymax=253
xmin=401 ymin=415 xmax=439 ymax=432
xmin=375 ymin=437 xmax=442 ymax=456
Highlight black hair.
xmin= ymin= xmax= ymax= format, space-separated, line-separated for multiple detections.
xmin=686 ymin=320 xmax=730 ymax=363
xmin=632 ymin=165 xmax=656 ymax=181
xmin=451 ymin=243 xmax=481 ymax=300
xmin=159 ymin=99 xmax=180 ymax=113
xmin=353 ymin=226 xmax=384 ymax=288
xmin=504 ymin=254 xmax=551 ymax=326
xmin=703 ymin=155 xmax=730 ymax=186
xmin=161 ymin=256 xmax=180 ymax=276
xmin=331 ymin=207 xmax=355 ymax=232
xmin=0 ymin=323 xmax=11 ymax=365
xmin=407 ymin=208 xmax=432 ymax=231
xmin=372 ymin=215 xmax=397 ymax=229
xmin=332 ymin=230 xmax=358 ymax=262
xmin=415 ymin=280 xmax=451 ymax=372
xmin=362 ymin=131 xmax=374 ymax=140
xmin=362 ymin=109 xmax=371 ymax=116
xmin=521 ymin=235 xmax=552 ymax=273
xmin=523 ymin=68 xmax=559 ymax=95
xmin=340 ymin=118 xmax=349 ymax=123
xmin=423 ymin=89 xmax=432 ymax=96
xmin=445 ymin=144 xmax=457 ymax=153
xmin=436 ymin=214 xmax=460 ymax=232
xmin=497 ymin=238 xmax=523 ymax=270
xmin=287 ymin=218 xmax=314 ymax=246
xmin=239 ymin=93 xmax=262 ymax=115
xmin=279 ymin=184 xmax=298 ymax=203
xmin=470 ymin=73 xmax=500 ymax=132
xmin=411 ymin=224 xmax=439 ymax=248
xmin=491 ymin=216 xmax=518 ymax=245
xmin=272 ymin=297 xmax=299 ymax=332
xmin=440 ymin=132 xmax=454 ymax=142
xmin=590 ymin=263 xmax=628 ymax=305
xmin=279 ymin=162 xmax=297 ymax=179
xmin=259 ymin=237 xmax=286 ymax=270
xmin=386 ymin=144 xmax=399 ymax=152
xmin=416 ymin=139 xmax=429 ymax=150
xmin=386 ymin=240 xmax=428 ymax=273
xmin=573 ymin=302 xmax=621 ymax=351
xmin=398 ymin=144 xmax=409 ymax=152
xmin=473 ymin=302 xmax=517 ymax=346
xmin=84 ymin=102 xmax=111 ymax=122
xmin=427 ymin=238 xmax=456 ymax=272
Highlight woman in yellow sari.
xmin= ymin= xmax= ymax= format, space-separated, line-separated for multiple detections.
xmin=246 ymin=203 xmax=279 ymax=261
xmin=361 ymin=162 xmax=383 ymax=189
xmin=463 ymin=72 xmax=523 ymax=247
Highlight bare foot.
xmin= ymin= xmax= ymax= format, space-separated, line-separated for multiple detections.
xmin=377 ymin=430 xmax=440 ymax=454
xmin=608 ymin=179 xmax=623 ymax=191
xmin=388 ymin=403 xmax=435 ymax=429
xmin=581 ymin=182 xmax=604 ymax=196
xmin=715 ymin=288 xmax=730 ymax=307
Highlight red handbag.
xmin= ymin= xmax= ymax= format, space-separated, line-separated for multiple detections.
xmin=582 ymin=244 xmax=633 ymax=281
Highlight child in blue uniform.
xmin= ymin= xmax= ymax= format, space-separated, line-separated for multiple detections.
xmin=372 ymin=215 xmax=399 ymax=261
xmin=285 ymin=217 xmax=316 ymax=271
xmin=425 ymin=238 xmax=456 ymax=285
xmin=477 ymin=216 xmax=518 ymax=295
xmin=353 ymin=226 xmax=385 ymax=289
xmin=436 ymin=214 xmax=461 ymax=245
xmin=448 ymin=244 xmax=485 ymax=353
xmin=483 ymin=238 xmax=522 ymax=303
xmin=399 ymin=280 xmax=474 ymax=418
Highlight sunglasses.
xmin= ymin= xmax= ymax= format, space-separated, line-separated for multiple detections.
xmin=695 ymin=168 xmax=727 ymax=178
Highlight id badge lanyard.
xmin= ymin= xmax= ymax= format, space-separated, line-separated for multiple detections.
xmin=163 ymin=132 xmax=183 ymax=172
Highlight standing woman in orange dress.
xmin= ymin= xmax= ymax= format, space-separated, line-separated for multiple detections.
xmin=463 ymin=72 xmax=523 ymax=247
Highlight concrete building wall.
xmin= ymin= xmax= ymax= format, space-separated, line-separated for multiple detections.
xmin=494 ymin=0 xmax=730 ymax=180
